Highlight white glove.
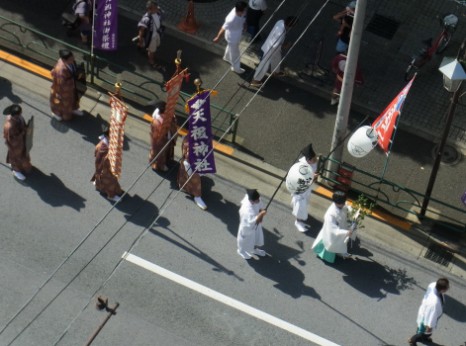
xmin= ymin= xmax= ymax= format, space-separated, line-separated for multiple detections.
xmin=183 ymin=160 xmax=192 ymax=176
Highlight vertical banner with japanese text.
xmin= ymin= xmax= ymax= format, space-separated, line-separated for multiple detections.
xmin=372 ymin=77 xmax=415 ymax=152
xmin=108 ymin=94 xmax=128 ymax=178
xmin=94 ymin=0 xmax=118 ymax=51
xmin=186 ymin=90 xmax=216 ymax=174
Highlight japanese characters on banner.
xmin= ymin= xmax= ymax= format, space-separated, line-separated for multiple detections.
xmin=186 ymin=90 xmax=216 ymax=174
xmin=372 ymin=76 xmax=416 ymax=152
xmin=108 ymin=95 xmax=128 ymax=178
xmin=93 ymin=0 xmax=118 ymax=51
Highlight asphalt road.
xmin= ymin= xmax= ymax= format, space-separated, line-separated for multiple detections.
xmin=0 ymin=62 xmax=466 ymax=346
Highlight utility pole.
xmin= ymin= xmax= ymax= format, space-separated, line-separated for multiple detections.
xmin=326 ymin=0 xmax=367 ymax=178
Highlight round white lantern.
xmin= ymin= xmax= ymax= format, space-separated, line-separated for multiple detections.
xmin=286 ymin=162 xmax=314 ymax=194
xmin=347 ymin=126 xmax=378 ymax=158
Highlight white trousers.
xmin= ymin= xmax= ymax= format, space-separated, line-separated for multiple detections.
xmin=253 ymin=48 xmax=281 ymax=81
xmin=224 ymin=41 xmax=241 ymax=71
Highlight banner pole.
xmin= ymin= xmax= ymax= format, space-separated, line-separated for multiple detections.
xmin=90 ymin=0 xmax=96 ymax=83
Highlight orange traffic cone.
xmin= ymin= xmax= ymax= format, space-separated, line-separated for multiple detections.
xmin=177 ymin=0 xmax=199 ymax=34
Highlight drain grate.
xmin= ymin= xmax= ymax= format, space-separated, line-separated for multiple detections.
xmin=366 ymin=14 xmax=400 ymax=39
xmin=424 ymin=244 xmax=453 ymax=267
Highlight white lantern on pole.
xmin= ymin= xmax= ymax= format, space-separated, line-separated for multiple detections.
xmin=347 ymin=125 xmax=378 ymax=158
xmin=286 ymin=162 xmax=314 ymax=194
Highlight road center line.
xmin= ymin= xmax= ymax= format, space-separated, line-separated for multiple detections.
xmin=122 ymin=252 xmax=340 ymax=346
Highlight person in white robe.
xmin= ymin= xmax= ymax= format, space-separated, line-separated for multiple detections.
xmin=290 ymin=144 xmax=318 ymax=232
xmin=250 ymin=16 xmax=297 ymax=87
xmin=237 ymin=189 xmax=267 ymax=259
xmin=213 ymin=2 xmax=248 ymax=74
xmin=312 ymin=191 xmax=353 ymax=263
xmin=408 ymin=278 xmax=449 ymax=346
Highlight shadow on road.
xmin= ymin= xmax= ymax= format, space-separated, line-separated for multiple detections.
xmin=26 ymin=167 xmax=86 ymax=211
xmin=326 ymin=240 xmax=417 ymax=300
xmin=0 ymin=77 xmax=22 ymax=104
xmin=445 ymin=295 xmax=466 ymax=323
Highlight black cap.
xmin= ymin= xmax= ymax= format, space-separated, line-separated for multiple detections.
xmin=3 ymin=104 xmax=22 ymax=116
xmin=332 ymin=191 xmax=347 ymax=204
xmin=59 ymin=49 xmax=73 ymax=59
xmin=101 ymin=124 xmax=110 ymax=137
xmin=246 ymin=189 xmax=260 ymax=201
xmin=301 ymin=143 xmax=316 ymax=160
xmin=153 ymin=101 xmax=166 ymax=113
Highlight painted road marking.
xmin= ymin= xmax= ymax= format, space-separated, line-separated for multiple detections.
xmin=122 ymin=252 xmax=340 ymax=346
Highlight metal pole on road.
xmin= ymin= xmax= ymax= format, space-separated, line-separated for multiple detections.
xmin=420 ymin=40 xmax=466 ymax=217
xmin=326 ymin=0 xmax=367 ymax=179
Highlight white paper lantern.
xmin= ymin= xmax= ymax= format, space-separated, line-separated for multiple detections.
xmin=286 ymin=162 xmax=314 ymax=194
xmin=347 ymin=126 xmax=378 ymax=158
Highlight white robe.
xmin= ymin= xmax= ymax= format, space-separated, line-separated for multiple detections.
xmin=222 ymin=8 xmax=246 ymax=71
xmin=253 ymin=19 xmax=286 ymax=81
xmin=290 ymin=157 xmax=317 ymax=220
xmin=312 ymin=202 xmax=351 ymax=254
xmin=416 ymin=282 xmax=444 ymax=330
xmin=237 ymin=195 xmax=264 ymax=254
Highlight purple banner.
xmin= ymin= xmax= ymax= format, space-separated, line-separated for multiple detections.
xmin=93 ymin=0 xmax=118 ymax=51
xmin=462 ymin=190 xmax=466 ymax=206
xmin=187 ymin=91 xmax=216 ymax=174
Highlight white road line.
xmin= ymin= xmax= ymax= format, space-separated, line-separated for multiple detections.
xmin=122 ymin=252 xmax=341 ymax=346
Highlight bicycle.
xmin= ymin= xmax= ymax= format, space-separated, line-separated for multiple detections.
xmin=404 ymin=13 xmax=458 ymax=81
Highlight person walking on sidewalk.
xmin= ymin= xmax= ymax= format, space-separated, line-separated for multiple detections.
xmin=149 ymin=101 xmax=177 ymax=172
xmin=408 ymin=278 xmax=450 ymax=346
xmin=290 ymin=144 xmax=318 ymax=233
xmin=249 ymin=16 xmax=297 ymax=88
xmin=177 ymin=135 xmax=207 ymax=210
xmin=330 ymin=52 xmax=363 ymax=105
xmin=91 ymin=126 xmax=124 ymax=203
xmin=137 ymin=1 xmax=164 ymax=69
xmin=213 ymin=1 xmax=248 ymax=74
xmin=3 ymin=104 xmax=32 ymax=181
xmin=50 ymin=49 xmax=84 ymax=121
xmin=237 ymin=189 xmax=267 ymax=259
xmin=73 ymin=0 xmax=92 ymax=44
xmin=312 ymin=191 xmax=353 ymax=262
xmin=246 ymin=0 xmax=267 ymax=41
xmin=333 ymin=1 xmax=355 ymax=53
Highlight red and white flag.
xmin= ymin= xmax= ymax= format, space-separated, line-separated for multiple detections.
xmin=372 ymin=77 xmax=416 ymax=153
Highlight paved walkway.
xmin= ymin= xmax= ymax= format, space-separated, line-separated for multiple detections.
xmin=118 ymin=0 xmax=466 ymax=150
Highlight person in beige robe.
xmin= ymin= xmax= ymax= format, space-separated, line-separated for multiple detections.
xmin=177 ymin=135 xmax=207 ymax=210
xmin=50 ymin=49 xmax=83 ymax=121
xmin=3 ymin=104 xmax=32 ymax=181
xmin=149 ymin=101 xmax=177 ymax=172
xmin=91 ymin=128 xmax=123 ymax=202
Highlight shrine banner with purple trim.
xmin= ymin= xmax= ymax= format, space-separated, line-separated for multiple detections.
xmin=187 ymin=90 xmax=216 ymax=174
xmin=93 ymin=0 xmax=118 ymax=51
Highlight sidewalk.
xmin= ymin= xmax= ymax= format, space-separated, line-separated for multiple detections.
xmin=2 ymin=51 xmax=465 ymax=281
xmin=119 ymin=0 xmax=466 ymax=151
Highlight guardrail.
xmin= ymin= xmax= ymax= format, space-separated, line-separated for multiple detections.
xmin=319 ymin=156 xmax=466 ymax=234
xmin=0 ymin=14 xmax=239 ymax=143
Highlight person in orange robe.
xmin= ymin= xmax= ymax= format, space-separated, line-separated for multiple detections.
xmin=91 ymin=127 xmax=123 ymax=202
xmin=50 ymin=49 xmax=83 ymax=121
xmin=149 ymin=101 xmax=177 ymax=172
xmin=3 ymin=104 xmax=32 ymax=181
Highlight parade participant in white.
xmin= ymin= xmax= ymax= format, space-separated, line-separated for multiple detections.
xmin=250 ymin=16 xmax=297 ymax=87
xmin=287 ymin=144 xmax=318 ymax=232
xmin=213 ymin=2 xmax=248 ymax=74
xmin=408 ymin=278 xmax=449 ymax=346
xmin=237 ymin=189 xmax=267 ymax=259
xmin=312 ymin=191 xmax=353 ymax=263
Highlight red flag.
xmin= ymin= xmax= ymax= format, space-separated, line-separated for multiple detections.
xmin=372 ymin=77 xmax=415 ymax=152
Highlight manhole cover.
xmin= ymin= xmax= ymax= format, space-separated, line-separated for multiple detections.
xmin=424 ymin=244 xmax=453 ymax=267
xmin=366 ymin=14 xmax=400 ymax=39
xmin=431 ymin=144 xmax=462 ymax=166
